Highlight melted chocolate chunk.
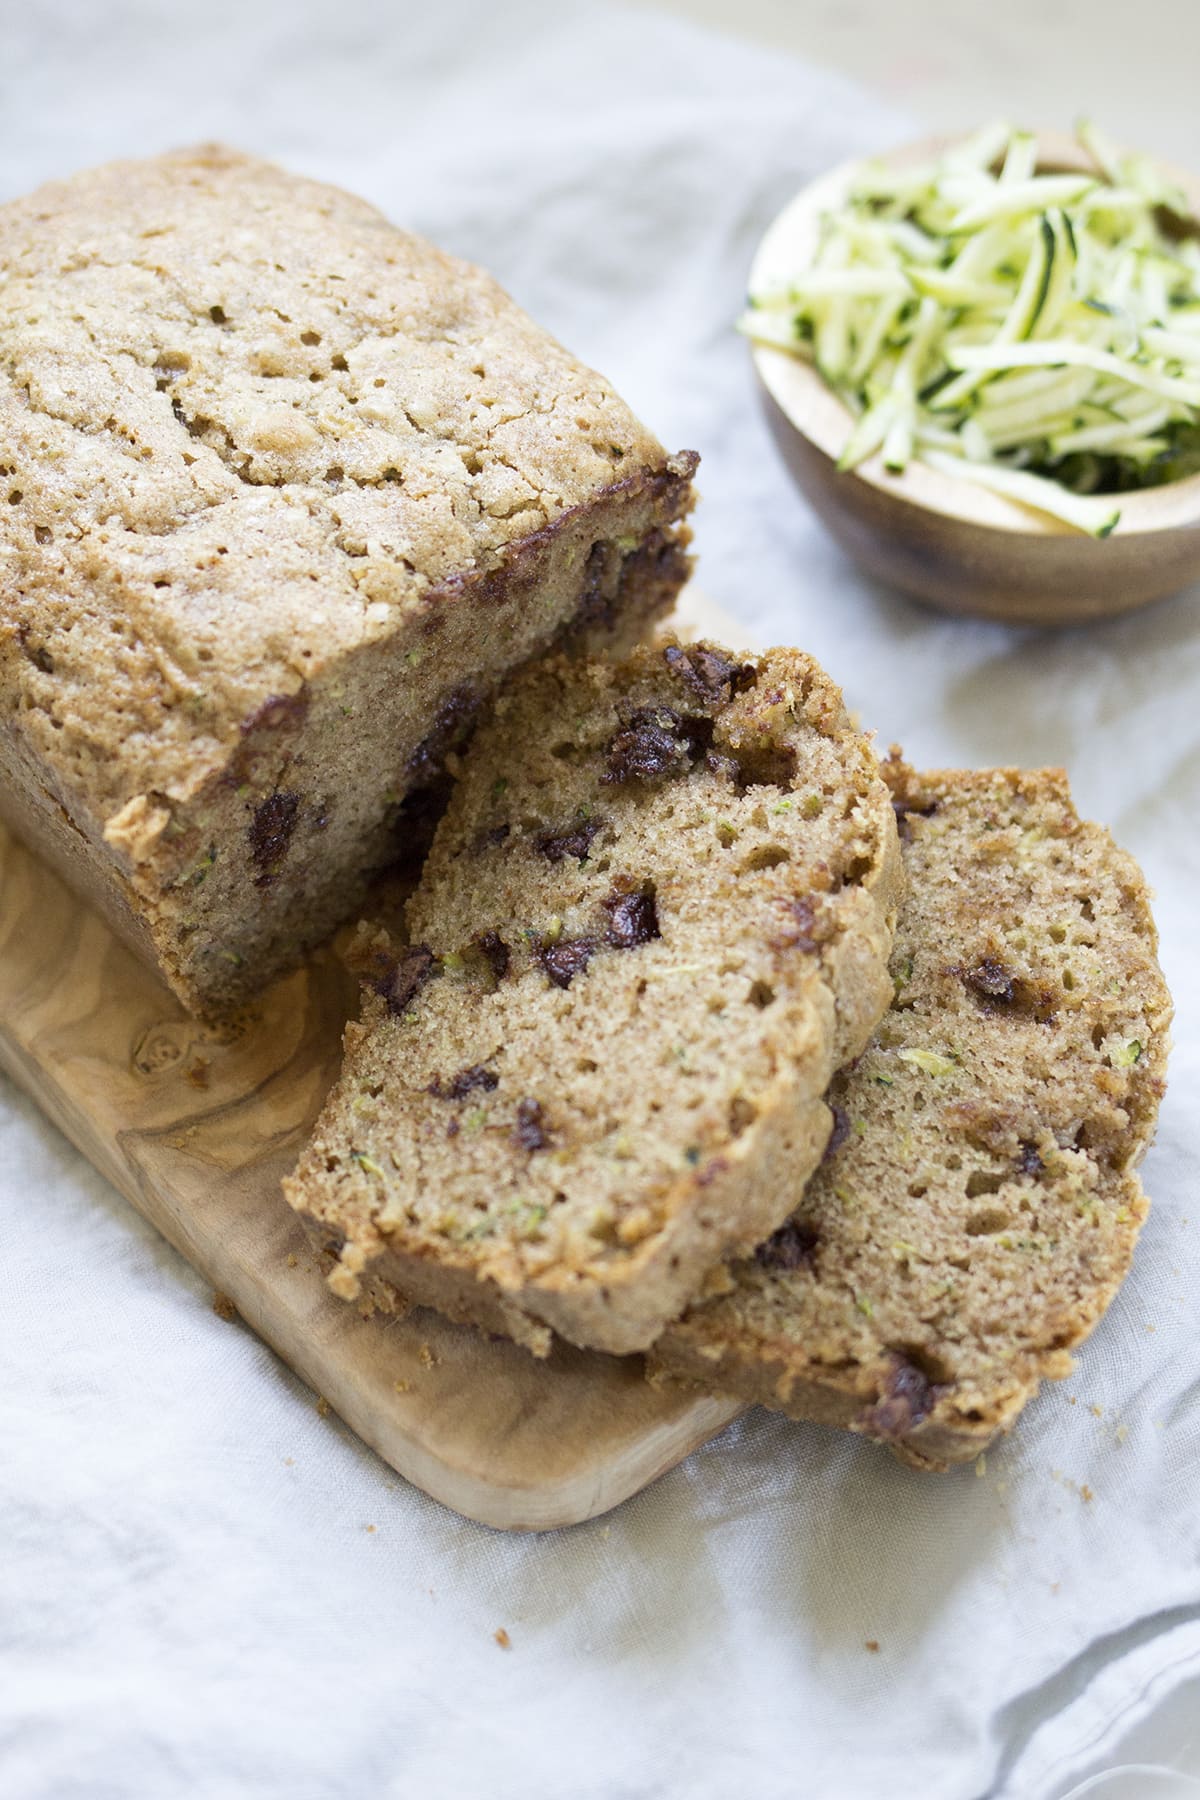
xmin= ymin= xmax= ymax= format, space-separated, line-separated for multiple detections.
xmin=574 ymin=540 xmax=621 ymax=636
xmin=536 ymin=817 xmax=604 ymax=864
xmin=372 ymin=944 xmax=435 ymax=1018
xmin=964 ymin=957 xmax=1016 ymax=1005
xmin=603 ymin=704 xmax=703 ymax=785
xmin=407 ymin=683 xmax=480 ymax=780
xmin=663 ymin=643 xmax=755 ymax=704
xmin=512 ymin=1098 xmax=549 ymax=1152
xmin=538 ymin=937 xmax=596 ymax=989
xmin=754 ymin=1218 xmax=819 ymax=1272
xmin=475 ymin=930 xmax=510 ymax=983
xmin=603 ymin=888 xmax=660 ymax=949
xmin=952 ymin=959 xmax=1057 ymax=1023
xmin=823 ymin=1104 xmax=851 ymax=1161
xmin=249 ymin=790 xmax=300 ymax=885
xmin=858 ymin=1357 xmax=935 ymax=1441
xmin=429 ymin=1063 xmax=499 ymax=1101
xmin=770 ymin=894 xmax=826 ymax=954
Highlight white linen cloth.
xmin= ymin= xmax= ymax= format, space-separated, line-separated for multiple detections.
xmin=2 ymin=3 xmax=1198 ymax=1796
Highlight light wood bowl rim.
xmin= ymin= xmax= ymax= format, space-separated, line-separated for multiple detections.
xmin=750 ymin=127 xmax=1200 ymax=540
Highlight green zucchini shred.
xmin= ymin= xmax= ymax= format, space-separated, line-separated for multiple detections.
xmin=741 ymin=121 xmax=1200 ymax=536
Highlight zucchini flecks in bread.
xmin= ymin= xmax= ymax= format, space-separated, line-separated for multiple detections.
xmin=652 ymin=758 xmax=1172 ymax=1466
xmin=284 ymin=639 xmax=903 ymax=1356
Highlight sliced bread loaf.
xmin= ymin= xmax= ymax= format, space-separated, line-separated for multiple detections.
xmin=651 ymin=759 xmax=1171 ymax=1466
xmin=0 ymin=147 xmax=695 ymax=1018
xmin=284 ymin=639 xmax=902 ymax=1355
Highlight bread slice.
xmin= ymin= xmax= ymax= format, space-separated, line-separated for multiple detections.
xmin=284 ymin=639 xmax=902 ymax=1355
xmin=651 ymin=759 xmax=1172 ymax=1466
xmin=0 ymin=146 xmax=695 ymax=1018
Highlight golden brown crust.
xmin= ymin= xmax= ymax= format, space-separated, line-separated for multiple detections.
xmin=285 ymin=639 xmax=901 ymax=1354
xmin=651 ymin=760 xmax=1171 ymax=1466
xmin=0 ymin=146 xmax=696 ymax=1014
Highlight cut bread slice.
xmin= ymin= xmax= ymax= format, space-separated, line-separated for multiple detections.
xmin=284 ymin=639 xmax=902 ymax=1355
xmin=651 ymin=758 xmax=1172 ymax=1466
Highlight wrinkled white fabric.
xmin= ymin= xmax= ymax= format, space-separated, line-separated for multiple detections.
xmin=1 ymin=4 xmax=1198 ymax=1797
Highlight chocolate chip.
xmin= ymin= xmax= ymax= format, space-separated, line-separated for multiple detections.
xmin=857 ymin=1357 xmax=935 ymax=1441
xmin=754 ymin=1219 xmax=819 ymax=1272
xmin=372 ymin=944 xmax=435 ymax=1018
xmin=538 ymin=937 xmax=595 ymax=989
xmin=512 ymin=1098 xmax=548 ymax=1152
xmin=603 ymin=888 xmax=660 ymax=949
xmin=429 ymin=1063 xmax=499 ymax=1100
xmin=603 ymin=704 xmax=703 ymax=785
xmin=536 ymin=817 xmax=604 ymax=864
xmin=663 ymin=643 xmax=756 ymax=703
xmin=475 ymin=930 xmax=510 ymax=983
xmin=249 ymin=790 xmax=300 ymax=885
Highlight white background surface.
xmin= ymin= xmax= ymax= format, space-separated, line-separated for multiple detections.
xmin=2 ymin=3 xmax=1199 ymax=1797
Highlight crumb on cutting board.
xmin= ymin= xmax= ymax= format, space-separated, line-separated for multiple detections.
xmin=494 ymin=1628 xmax=512 ymax=1650
xmin=212 ymin=1291 xmax=237 ymax=1322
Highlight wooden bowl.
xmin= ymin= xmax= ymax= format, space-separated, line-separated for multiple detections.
xmin=750 ymin=129 xmax=1200 ymax=625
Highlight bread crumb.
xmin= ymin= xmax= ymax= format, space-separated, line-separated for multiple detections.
xmin=283 ymin=1457 xmax=294 ymax=1467
xmin=494 ymin=1628 xmax=512 ymax=1650
xmin=1115 ymin=1423 xmax=1129 ymax=1444
xmin=212 ymin=1291 xmax=236 ymax=1322
xmin=1090 ymin=1403 xmax=1104 ymax=1417
xmin=393 ymin=1379 xmax=412 ymax=1394
xmin=365 ymin=1524 xmax=377 ymax=1534
xmin=419 ymin=1343 xmax=438 ymax=1369
xmin=316 ymin=1395 xmax=331 ymax=1418
xmin=287 ymin=1254 xmax=298 ymax=1268
xmin=1080 ymin=1484 xmax=1094 ymax=1503
xmin=865 ymin=1640 xmax=880 ymax=1654
xmin=975 ymin=1454 xmax=986 ymax=1478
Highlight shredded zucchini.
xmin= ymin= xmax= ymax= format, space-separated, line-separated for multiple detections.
xmin=741 ymin=122 xmax=1200 ymax=535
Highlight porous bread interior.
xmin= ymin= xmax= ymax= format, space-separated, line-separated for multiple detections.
xmin=286 ymin=639 xmax=901 ymax=1354
xmin=0 ymin=144 xmax=695 ymax=1013
xmin=653 ymin=758 xmax=1171 ymax=1465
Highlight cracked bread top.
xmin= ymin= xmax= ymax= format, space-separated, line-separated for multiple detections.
xmin=0 ymin=144 xmax=671 ymax=826
xmin=286 ymin=639 xmax=902 ymax=1355
xmin=655 ymin=759 xmax=1172 ymax=1464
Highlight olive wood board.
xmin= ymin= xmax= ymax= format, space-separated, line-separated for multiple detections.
xmin=0 ymin=588 xmax=751 ymax=1532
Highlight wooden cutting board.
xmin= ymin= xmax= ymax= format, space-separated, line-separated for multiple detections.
xmin=0 ymin=590 xmax=749 ymax=1532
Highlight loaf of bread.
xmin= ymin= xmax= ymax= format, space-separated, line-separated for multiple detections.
xmin=651 ymin=759 xmax=1172 ymax=1466
xmin=0 ymin=146 xmax=697 ymax=1017
xmin=284 ymin=639 xmax=902 ymax=1355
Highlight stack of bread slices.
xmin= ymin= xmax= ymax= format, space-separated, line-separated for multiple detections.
xmin=285 ymin=634 xmax=1171 ymax=1469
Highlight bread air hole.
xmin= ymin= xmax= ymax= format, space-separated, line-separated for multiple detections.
xmin=729 ymin=1096 xmax=757 ymax=1138
xmin=738 ymin=844 xmax=790 ymax=874
xmin=965 ymin=1170 xmax=1004 ymax=1198
xmin=966 ymin=1207 xmax=1011 ymax=1236
xmin=747 ymin=979 xmax=776 ymax=1009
